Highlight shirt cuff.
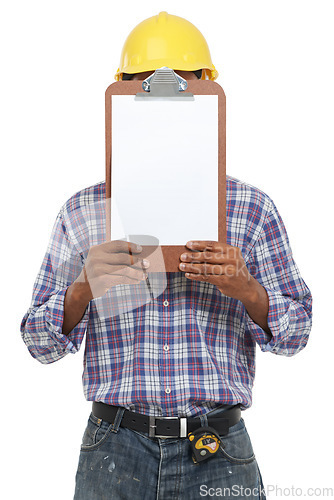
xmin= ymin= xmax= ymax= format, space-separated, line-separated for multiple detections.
xmin=245 ymin=287 xmax=291 ymax=355
xmin=45 ymin=289 xmax=90 ymax=354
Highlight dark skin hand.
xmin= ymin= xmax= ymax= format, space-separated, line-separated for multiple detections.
xmin=179 ymin=240 xmax=272 ymax=335
xmin=62 ymin=240 xmax=149 ymax=336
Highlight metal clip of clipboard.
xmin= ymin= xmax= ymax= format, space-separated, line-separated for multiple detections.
xmin=135 ymin=67 xmax=194 ymax=101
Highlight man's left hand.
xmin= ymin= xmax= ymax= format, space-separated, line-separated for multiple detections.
xmin=179 ymin=240 xmax=253 ymax=303
xmin=179 ymin=240 xmax=271 ymax=334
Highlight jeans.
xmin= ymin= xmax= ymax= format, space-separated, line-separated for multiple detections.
xmin=73 ymin=405 xmax=266 ymax=499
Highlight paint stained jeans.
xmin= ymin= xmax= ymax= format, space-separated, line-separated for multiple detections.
xmin=73 ymin=406 xmax=266 ymax=499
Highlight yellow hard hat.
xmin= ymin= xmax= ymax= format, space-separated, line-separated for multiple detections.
xmin=114 ymin=11 xmax=218 ymax=81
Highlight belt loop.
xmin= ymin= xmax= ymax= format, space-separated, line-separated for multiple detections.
xmin=111 ymin=407 xmax=126 ymax=432
xmin=199 ymin=413 xmax=208 ymax=428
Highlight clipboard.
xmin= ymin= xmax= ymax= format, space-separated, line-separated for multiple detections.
xmin=105 ymin=68 xmax=226 ymax=272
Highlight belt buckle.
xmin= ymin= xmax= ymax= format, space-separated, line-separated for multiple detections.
xmin=149 ymin=416 xmax=187 ymax=438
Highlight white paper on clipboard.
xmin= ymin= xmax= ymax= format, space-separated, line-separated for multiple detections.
xmin=111 ymin=94 xmax=218 ymax=245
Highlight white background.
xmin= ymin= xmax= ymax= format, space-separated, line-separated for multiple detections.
xmin=1 ymin=1 xmax=333 ymax=498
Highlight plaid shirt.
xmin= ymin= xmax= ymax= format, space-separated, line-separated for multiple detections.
xmin=21 ymin=176 xmax=312 ymax=417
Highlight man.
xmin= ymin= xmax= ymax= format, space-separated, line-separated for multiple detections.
xmin=21 ymin=12 xmax=312 ymax=500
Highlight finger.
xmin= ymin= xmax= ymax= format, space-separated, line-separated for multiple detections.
xmin=122 ymin=266 xmax=147 ymax=281
xmin=88 ymin=262 xmax=143 ymax=278
xmin=103 ymin=272 xmax=146 ymax=290
xmin=99 ymin=240 xmax=143 ymax=254
xmin=180 ymin=251 xmax=235 ymax=265
xmin=186 ymin=241 xmax=241 ymax=259
xmin=179 ymin=262 xmax=235 ymax=276
xmin=184 ymin=272 xmax=218 ymax=283
xmin=101 ymin=264 xmax=146 ymax=280
xmin=185 ymin=241 xmax=228 ymax=252
xmin=101 ymin=253 xmax=150 ymax=268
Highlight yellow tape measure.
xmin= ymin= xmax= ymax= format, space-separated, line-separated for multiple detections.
xmin=188 ymin=426 xmax=221 ymax=464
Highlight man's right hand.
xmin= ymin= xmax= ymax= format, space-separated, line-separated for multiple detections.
xmin=76 ymin=240 xmax=150 ymax=300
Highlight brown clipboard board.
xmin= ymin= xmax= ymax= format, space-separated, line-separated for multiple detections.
xmin=105 ymin=78 xmax=226 ymax=272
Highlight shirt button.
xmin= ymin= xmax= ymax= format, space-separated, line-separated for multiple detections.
xmin=165 ymin=387 xmax=171 ymax=394
xmin=163 ymin=300 xmax=169 ymax=307
xmin=163 ymin=344 xmax=169 ymax=352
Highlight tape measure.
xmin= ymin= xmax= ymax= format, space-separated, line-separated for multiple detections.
xmin=188 ymin=426 xmax=221 ymax=464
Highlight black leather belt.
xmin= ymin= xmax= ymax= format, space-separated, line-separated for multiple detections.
xmin=92 ymin=402 xmax=241 ymax=438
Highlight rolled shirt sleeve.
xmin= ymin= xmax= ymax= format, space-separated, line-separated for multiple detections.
xmin=20 ymin=208 xmax=90 ymax=364
xmin=244 ymin=200 xmax=312 ymax=356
